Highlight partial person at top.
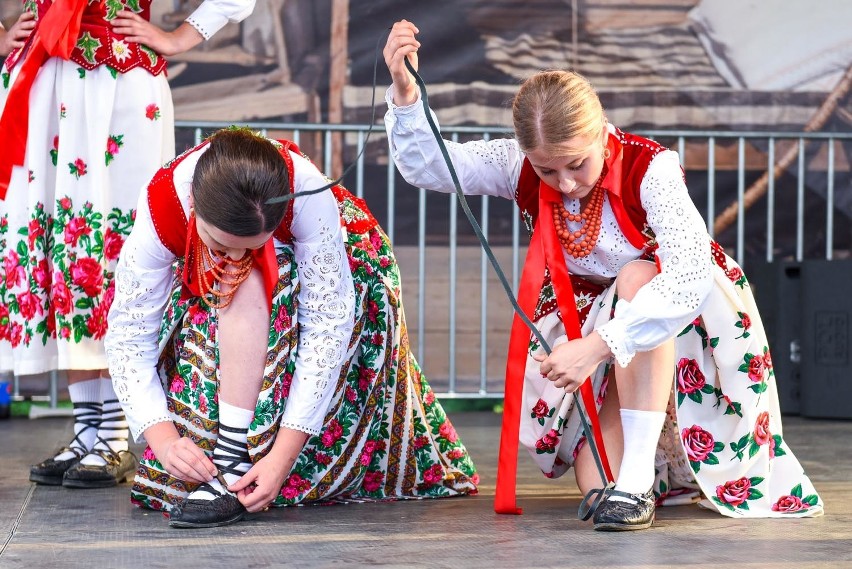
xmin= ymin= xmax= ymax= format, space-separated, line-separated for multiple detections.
xmin=0 ymin=0 xmax=256 ymax=490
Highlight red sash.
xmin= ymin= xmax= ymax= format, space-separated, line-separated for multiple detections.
xmin=0 ymin=0 xmax=87 ymax=198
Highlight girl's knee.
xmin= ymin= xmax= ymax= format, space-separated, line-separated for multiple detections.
xmin=615 ymin=260 xmax=658 ymax=300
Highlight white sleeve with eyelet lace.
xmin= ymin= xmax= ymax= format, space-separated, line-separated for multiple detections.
xmin=186 ymin=0 xmax=256 ymax=41
xmin=104 ymin=162 xmax=196 ymax=442
xmin=384 ymin=87 xmax=522 ymax=199
xmin=596 ymin=151 xmax=713 ymax=368
xmin=279 ymin=151 xmax=355 ymax=436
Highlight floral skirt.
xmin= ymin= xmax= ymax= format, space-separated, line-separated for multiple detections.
xmin=130 ymin=227 xmax=478 ymax=511
xmin=0 ymin=59 xmax=174 ymax=374
xmin=520 ymin=253 xmax=823 ymax=518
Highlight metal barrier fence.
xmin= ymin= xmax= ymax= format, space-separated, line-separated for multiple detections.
xmin=13 ymin=121 xmax=852 ymax=405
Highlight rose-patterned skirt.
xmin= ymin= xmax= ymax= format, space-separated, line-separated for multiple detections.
xmin=0 ymin=59 xmax=174 ymax=374
xmin=130 ymin=227 xmax=478 ymax=511
xmin=521 ymin=252 xmax=823 ymax=518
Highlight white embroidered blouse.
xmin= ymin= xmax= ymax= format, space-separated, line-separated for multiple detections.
xmin=105 ymin=146 xmax=355 ymax=442
xmin=384 ymin=88 xmax=714 ymax=368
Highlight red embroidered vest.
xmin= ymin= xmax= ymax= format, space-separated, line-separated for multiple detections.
xmin=4 ymin=0 xmax=167 ymax=76
xmin=514 ymin=127 xmax=670 ymax=320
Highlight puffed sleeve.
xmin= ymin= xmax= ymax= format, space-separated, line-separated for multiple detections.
xmin=104 ymin=158 xmax=196 ymax=442
xmin=278 ymin=151 xmax=356 ymax=435
xmin=384 ymin=87 xmax=522 ymax=200
xmin=186 ymin=0 xmax=256 ymax=41
xmin=596 ymin=151 xmax=714 ymax=367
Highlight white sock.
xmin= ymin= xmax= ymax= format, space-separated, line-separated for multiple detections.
xmin=191 ymin=400 xmax=254 ymax=500
xmin=54 ymin=378 xmax=102 ymax=461
xmin=611 ymin=408 xmax=666 ymax=503
xmin=80 ymin=378 xmax=129 ymax=467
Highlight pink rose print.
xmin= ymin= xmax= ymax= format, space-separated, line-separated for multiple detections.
xmin=677 ymin=358 xmax=706 ymax=394
xmin=4 ymin=251 xmax=25 ymax=288
xmin=681 ymin=425 xmax=715 ymax=463
xmin=321 ymin=419 xmax=343 ymax=447
xmin=169 ymin=375 xmax=185 ymax=393
xmin=423 ymin=391 xmax=435 ymax=405
xmin=726 ymin=266 xmax=744 ymax=283
xmin=142 ymin=447 xmax=156 ymax=461
xmin=59 ymin=196 xmax=72 ymax=211
xmin=413 ymin=435 xmax=429 ymax=449
xmin=438 ymin=421 xmax=458 ymax=443
xmin=16 ymin=291 xmax=42 ymax=320
xmin=70 ymin=257 xmax=104 ymax=297
xmin=64 ymin=216 xmax=91 ymax=246
xmin=32 ymin=258 xmax=51 ymax=291
xmin=50 ymin=136 xmax=59 ymax=166
xmin=423 ymin=464 xmax=444 ymax=486
xmin=51 ymin=279 xmax=72 ymax=315
xmin=753 ymin=411 xmax=771 ymax=446
xmin=0 ymin=305 xmax=10 ymax=339
xmin=362 ymin=470 xmax=383 ymax=493
xmin=748 ymin=355 xmax=766 ymax=383
xmin=105 ymin=134 xmax=124 ymax=166
xmin=734 ymin=311 xmax=751 ymax=339
xmin=10 ymin=322 xmax=23 ymax=347
xmin=103 ymin=227 xmax=125 ymax=261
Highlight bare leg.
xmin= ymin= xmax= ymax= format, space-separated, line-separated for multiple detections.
xmin=574 ymin=375 xmax=623 ymax=497
xmin=218 ymin=267 xmax=268 ymax=408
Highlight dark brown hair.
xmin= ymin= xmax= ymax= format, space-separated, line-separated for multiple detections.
xmin=191 ymin=128 xmax=290 ymax=236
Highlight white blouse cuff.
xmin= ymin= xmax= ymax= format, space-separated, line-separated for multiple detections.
xmin=596 ymin=301 xmax=637 ymax=368
xmin=186 ymin=0 xmax=255 ymax=40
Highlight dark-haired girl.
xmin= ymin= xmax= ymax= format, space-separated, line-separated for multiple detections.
xmin=105 ymin=128 xmax=477 ymax=528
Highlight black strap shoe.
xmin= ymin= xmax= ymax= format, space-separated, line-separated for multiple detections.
xmin=62 ymin=431 xmax=138 ymax=489
xmin=593 ymin=488 xmax=656 ymax=531
xmin=29 ymin=402 xmax=102 ymax=485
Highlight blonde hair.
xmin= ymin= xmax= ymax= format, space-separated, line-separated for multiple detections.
xmin=512 ymin=70 xmax=606 ymax=157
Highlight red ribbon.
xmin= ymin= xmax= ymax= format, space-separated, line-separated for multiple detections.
xmin=494 ymin=181 xmax=618 ymax=515
xmin=0 ymin=0 xmax=87 ymax=198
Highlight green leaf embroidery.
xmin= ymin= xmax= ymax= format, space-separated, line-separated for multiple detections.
xmin=76 ymin=32 xmax=102 ymax=65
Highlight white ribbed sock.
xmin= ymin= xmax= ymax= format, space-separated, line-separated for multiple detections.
xmin=611 ymin=408 xmax=666 ymax=503
xmin=54 ymin=378 xmax=102 ymax=461
xmin=191 ymin=400 xmax=254 ymax=500
xmin=80 ymin=378 xmax=129 ymax=466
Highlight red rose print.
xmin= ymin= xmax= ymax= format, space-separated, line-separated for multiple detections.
xmin=532 ymin=398 xmax=549 ymax=419
xmin=726 ymin=267 xmax=743 ymax=283
xmin=677 ymin=357 xmax=706 ymax=393
xmin=0 ymin=305 xmax=10 ymax=339
xmin=145 ymin=104 xmax=161 ymax=121
xmin=681 ymin=425 xmax=715 ymax=462
xmin=748 ymin=355 xmax=766 ymax=383
xmin=423 ymin=464 xmax=444 ymax=486
xmin=16 ymin=291 xmax=42 ymax=320
xmin=32 ymin=258 xmax=51 ymax=291
xmin=28 ymin=219 xmax=45 ymax=248
xmin=535 ymin=429 xmax=560 ymax=453
xmin=772 ymin=495 xmax=807 ymax=513
xmin=4 ymin=251 xmax=25 ymax=288
xmin=321 ymin=419 xmax=343 ymax=447
xmin=86 ymin=303 xmax=109 ymax=339
xmin=753 ymin=411 xmax=771 ymax=446
xmin=716 ymin=477 xmax=751 ymax=507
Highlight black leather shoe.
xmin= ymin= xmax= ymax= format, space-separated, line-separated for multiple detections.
xmin=62 ymin=449 xmax=138 ymax=489
xmin=168 ymin=483 xmax=246 ymax=528
xmin=593 ymin=488 xmax=656 ymax=531
xmin=29 ymin=448 xmax=86 ymax=485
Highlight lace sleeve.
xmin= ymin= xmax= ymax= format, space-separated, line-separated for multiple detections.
xmin=384 ymin=87 xmax=522 ymax=199
xmin=105 ymin=189 xmax=179 ymax=442
xmin=279 ymin=153 xmax=356 ymax=435
xmin=596 ymin=151 xmax=713 ymax=367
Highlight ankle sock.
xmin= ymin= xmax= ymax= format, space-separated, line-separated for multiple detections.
xmin=611 ymin=408 xmax=666 ymax=503
xmin=54 ymin=378 xmax=102 ymax=461
xmin=80 ymin=378 xmax=129 ymax=467
xmin=190 ymin=400 xmax=254 ymax=500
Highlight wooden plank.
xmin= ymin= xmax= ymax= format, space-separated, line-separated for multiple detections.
xmin=173 ymin=82 xmax=313 ymax=122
